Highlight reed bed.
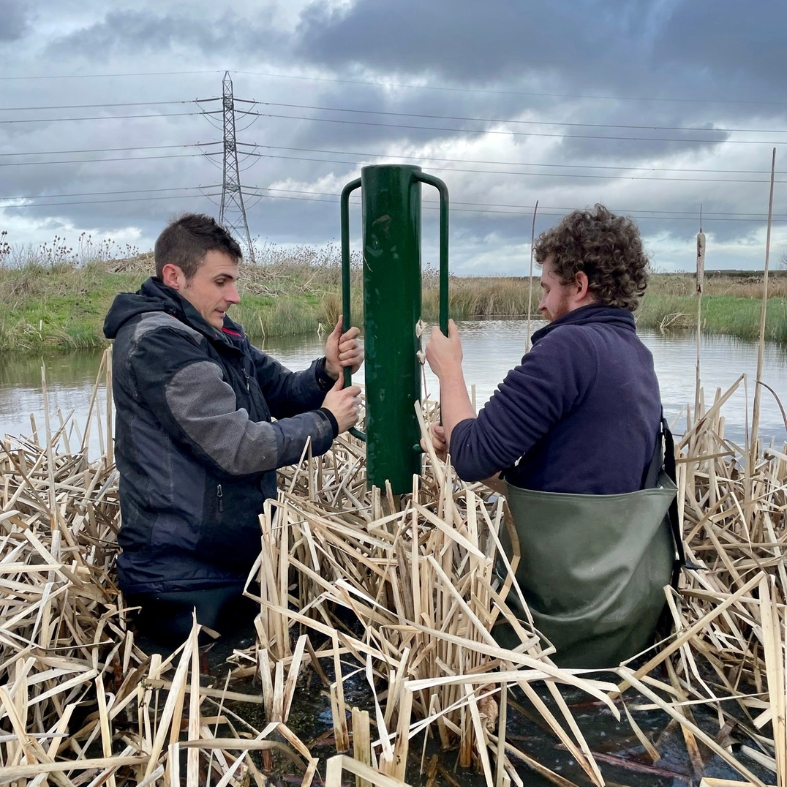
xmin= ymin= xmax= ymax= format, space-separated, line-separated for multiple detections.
xmin=253 ymin=413 xmax=627 ymax=786
xmin=0 ymin=360 xmax=316 ymax=786
xmin=0 ymin=356 xmax=785 ymax=786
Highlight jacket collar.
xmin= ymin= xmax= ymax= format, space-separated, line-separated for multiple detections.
xmin=139 ymin=277 xmax=245 ymax=350
xmin=531 ymin=303 xmax=636 ymax=345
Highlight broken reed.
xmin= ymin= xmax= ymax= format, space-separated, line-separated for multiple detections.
xmin=0 ymin=356 xmax=323 ymax=785
xmin=0 ymin=353 xmax=785 ymax=786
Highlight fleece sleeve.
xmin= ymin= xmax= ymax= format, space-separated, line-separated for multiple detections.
xmin=449 ymin=327 xmax=599 ymax=482
xmin=129 ymin=327 xmax=335 ymax=477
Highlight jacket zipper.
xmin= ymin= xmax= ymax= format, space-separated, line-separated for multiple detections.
xmin=216 ymin=484 xmax=224 ymax=513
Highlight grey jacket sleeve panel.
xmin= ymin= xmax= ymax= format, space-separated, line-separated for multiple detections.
xmin=126 ymin=325 xmax=335 ymax=477
xmin=164 ymin=361 xmax=335 ymax=475
xmin=249 ymin=344 xmax=329 ymax=419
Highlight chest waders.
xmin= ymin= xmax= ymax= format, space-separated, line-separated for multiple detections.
xmin=495 ymin=418 xmax=686 ymax=669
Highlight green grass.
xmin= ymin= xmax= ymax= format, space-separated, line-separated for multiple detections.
xmin=636 ymin=293 xmax=787 ymax=344
xmin=2 ymin=250 xmax=787 ymax=354
xmin=1 ymin=262 xmax=147 ymax=353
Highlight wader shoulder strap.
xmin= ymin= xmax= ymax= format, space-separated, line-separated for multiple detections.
xmin=660 ymin=414 xmax=704 ymax=587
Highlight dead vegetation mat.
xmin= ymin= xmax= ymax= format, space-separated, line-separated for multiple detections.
xmin=0 ymin=359 xmax=784 ymax=787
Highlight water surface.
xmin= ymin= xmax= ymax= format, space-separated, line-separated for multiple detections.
xmin=1 ymin=321 xmax=785 ymax=455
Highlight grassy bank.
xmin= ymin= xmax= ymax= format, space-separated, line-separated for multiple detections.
xmin=637 ymin=293 xmax=787 ymax=344
xmin=3 ymin=249 xmax=787 ymax=353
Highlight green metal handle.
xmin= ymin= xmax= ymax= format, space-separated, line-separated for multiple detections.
xmin=341 ymin=177 xmax=362 ymax=387
xmin=340 ymin=177 xmax=365 ymax=443
xmin=414 ymin=172 xmax=450 ymax=447
xmin=415 ymin=172 xmax=450 ymax=336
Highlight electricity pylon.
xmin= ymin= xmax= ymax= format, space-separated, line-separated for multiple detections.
xmin=219 ymin=71 xmax=254 ymax=260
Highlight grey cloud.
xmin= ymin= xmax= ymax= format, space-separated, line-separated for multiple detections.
xmin=653 ymin=0 xmax=787 ymax=96
xmin=48 ymin=8 xmax=284 ymax=60
xmin=0 ymin=0 xmax=30 ymax=42
xmin=296 ymin=0 xmax=645 ymax=85
xmin=295 ymin=0 xmax=787 ymax=129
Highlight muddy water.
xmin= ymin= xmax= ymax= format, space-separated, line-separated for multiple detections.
xmin=210 ymin=661 xmax=773 ymax=787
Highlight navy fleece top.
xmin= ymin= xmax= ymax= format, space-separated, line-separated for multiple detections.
xmin=450 ymin=305 xmax=661 ymax=495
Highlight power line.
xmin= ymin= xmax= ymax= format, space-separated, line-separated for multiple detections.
xmin=238 ymin=99 xmax=787 ymax=136
xmin=7 ymin=182 xmax=774 ymax=218
xmin=0 ymin=181 xmax=778 ymax=223
xmin=0 ymin=185 xmax=220 ymax=201
xmin=0 ymin=143 xmax=221 ymax=157
xmin=0 ymin=110 xmax=220 ymax=125
xmin=0 ymin=152 xmax=219 ymax=168
xmin=6 ymin=139 xmax=776 ymax=182
xmin=238 ymin=142 xmax=781 ymax=176
xmin=232 ymin=69 xmax=787 ymax=109
xmin=0 ymin=99 xmax=219 ymax=111
xmin=4 ymin=137 xmax=773 ymax=176
xmin=227 ymin=149 xmax=787 ymax=184
xmin=432 ymin=207 xmax=785 ymax=222
xmin=241 ymin=185 xmax=787 ymax=220
xmin=1 ymin=193 xmax=221 ymax=208
xmin=235 ymin=108 xmax=787 ymax=146
xmin=2 ymin=67 xmax=784 ymax=108
xmin=0 ymin=70 xmax=221 ymax=81
xmin=239 ymin=188 xmax=786 ymax=223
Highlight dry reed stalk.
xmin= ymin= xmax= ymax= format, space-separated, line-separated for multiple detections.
xmin=0 ymin=351 xmax=310 ymax=786
xmin=525 ymin=200 xmax=539 ymax=352
xmin=352 ymin=706 xmax=372 ymax=787
xmin=748 ymin=148 xmax=777 ymax=529
xmin=695 ymin=219 xmax=706 ymax=419
xmin=2 ymin=351 xmax=785 ymax=786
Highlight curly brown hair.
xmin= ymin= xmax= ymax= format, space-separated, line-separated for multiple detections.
xmin=534 ymin=204 xmax=649 ymax=311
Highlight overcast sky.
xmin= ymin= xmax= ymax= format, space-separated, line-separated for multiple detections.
xmin=2 ymin=0 xmax=786 ymax=274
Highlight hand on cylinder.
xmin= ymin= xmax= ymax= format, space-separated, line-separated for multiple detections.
xmin=425 ymin=319 xmax=463 ymax=380
xmin=322 ymin=376 xmax=362 ymax=434
xmin=420 ymin=423 xmax=448 ymax=461
xmin=324 ymin=316 xmax=364 ymax=378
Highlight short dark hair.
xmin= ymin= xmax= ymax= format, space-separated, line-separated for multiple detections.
xmin=154 ymin=213 xmax=243 ymax=280
xmin=534 ymin=204 xmax=649 ymax=311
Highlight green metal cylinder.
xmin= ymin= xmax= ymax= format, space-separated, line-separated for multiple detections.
xmin=362 ymin=165 xmax=423 ymax=494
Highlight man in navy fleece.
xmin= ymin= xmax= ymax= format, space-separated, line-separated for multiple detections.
xmin=425 ymin=205 xmax=674 ymax=667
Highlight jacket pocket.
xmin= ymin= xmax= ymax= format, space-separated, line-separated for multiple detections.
xmin=195 ymin=475 xmax=267 ymax=571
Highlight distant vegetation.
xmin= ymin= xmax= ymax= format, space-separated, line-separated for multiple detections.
xmin=2 ymin=234 xmax=787 ymax=354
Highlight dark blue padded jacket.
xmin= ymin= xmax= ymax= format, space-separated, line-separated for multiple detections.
xmin=450 ymin=305 xmax=661 ymax=495
xmin=104 ymin=278 xmax=338 ymax=595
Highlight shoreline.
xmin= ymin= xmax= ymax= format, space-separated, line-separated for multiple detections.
xmin=3 ymin=258 xmax=787 ymax=355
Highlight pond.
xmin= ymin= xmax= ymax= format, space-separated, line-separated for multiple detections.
xmin=1 ymin=320 xmax=786 ymax=454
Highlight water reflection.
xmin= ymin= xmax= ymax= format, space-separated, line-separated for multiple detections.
xmin=447 ymin=321 xmax=787 ymax=448
xmin=0 ymin=350 xmax=109 ymax=455
xmin=1 ymin=322 xmax=785 ymax=458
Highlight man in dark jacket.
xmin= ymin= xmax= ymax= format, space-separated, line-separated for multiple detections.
xmin=425 ymin=205 xmax=675 ymax=667
xmin=104 ymin=213 xmax=362 ymax=645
